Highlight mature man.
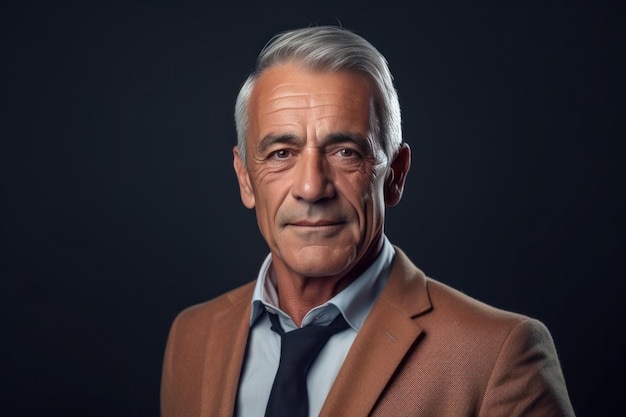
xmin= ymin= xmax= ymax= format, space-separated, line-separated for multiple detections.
xmin=161 ymin=26 xmax=575 ymax=417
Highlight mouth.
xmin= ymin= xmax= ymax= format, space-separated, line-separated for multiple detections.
xmin=288 ymin=220 xmax=344 ymax=227
xmin=283 ymin=219 xmax=347 ymax=238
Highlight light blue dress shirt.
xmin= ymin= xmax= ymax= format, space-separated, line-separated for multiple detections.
xmin=235 ymin=236 xmax=395 ymax=417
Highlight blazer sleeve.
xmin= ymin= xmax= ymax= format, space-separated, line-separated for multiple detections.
xmin=160 ymin=310 xmax=205 ymax=417
xmin=160 ymin=313 xmax=182 ymax=417
xmin=479 ymin=318 xmax=575 ymax=416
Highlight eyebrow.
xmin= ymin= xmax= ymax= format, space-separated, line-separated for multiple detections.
xmin=257 ymin=133 xmax=302 ymax=155
xmin=324 ymin=132 xmax=371 ymax=151
xmin=257 ymin=132 xmax=371 ymax=154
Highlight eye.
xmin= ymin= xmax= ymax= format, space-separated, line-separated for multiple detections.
xmin=271 ymin=149 xmax=291 ymax=159
xmin=338 ymin=148 xmax=357 ymax=158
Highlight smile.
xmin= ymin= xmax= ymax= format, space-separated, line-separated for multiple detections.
xmin=288 ymin=220 xmax=344 ymax=227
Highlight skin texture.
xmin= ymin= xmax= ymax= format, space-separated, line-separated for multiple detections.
xmin=233 ymin=63 xmax=410 ymax=325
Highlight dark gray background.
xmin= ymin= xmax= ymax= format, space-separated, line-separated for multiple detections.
xmin=1 ymin=1 xmax=623 ymax=415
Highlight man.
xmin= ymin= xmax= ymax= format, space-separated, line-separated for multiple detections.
xmin=161 ymin=26 xmax=575 ymax=417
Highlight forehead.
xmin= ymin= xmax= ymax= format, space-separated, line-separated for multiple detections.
xmin=247 ymin=64 xmax=375 ymax=139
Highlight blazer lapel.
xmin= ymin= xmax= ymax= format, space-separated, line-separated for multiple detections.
xmin=319 ymin=248 xmax=432 ymax=417
xmin=200 ymin=284 xmax=254 ymax=417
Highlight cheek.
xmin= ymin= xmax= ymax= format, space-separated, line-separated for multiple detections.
xmin=249 ymin=169 xmax=287 ymax=206
xmin=360 ymin=174 xmax=388 ymax=224
xmin=252 ymin=179 xmax=290 ymax=226
xmin=254 ymin=200 xmax=278 ymax=247
xmin=339 ymin=175 xmax=382 ymax=218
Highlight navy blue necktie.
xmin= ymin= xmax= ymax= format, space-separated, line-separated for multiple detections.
xmin=265 ymin=311 xmax=350 ymax=417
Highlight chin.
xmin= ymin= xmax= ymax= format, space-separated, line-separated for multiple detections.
xmin=287 ymin=245 xmax=357 ymax=278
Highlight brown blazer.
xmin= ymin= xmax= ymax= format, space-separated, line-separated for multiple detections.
xmin=161 ymin=248 xmax=575 ymax=416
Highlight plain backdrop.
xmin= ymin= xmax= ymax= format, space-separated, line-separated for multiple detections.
xmin=1 ymin=1 xmax=624 ymax=416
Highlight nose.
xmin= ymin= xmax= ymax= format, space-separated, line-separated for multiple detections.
xmin=291 ymin=149 xmax=336 ymax=203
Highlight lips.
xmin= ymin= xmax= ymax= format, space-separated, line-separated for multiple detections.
xmin=278 ymin=208 xmax=350 ymax=229
xmin=288 ymin=220 xmax=344 ymax=227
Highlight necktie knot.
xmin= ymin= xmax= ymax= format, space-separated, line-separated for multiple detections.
xmin=265 ymin=311 xmax=350 ymax=417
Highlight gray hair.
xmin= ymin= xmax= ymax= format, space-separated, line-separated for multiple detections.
xmin=234 ymin=26 xmax=402 ymax=165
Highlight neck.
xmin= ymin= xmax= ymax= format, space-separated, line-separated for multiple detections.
xmin=272 ymin=236 xmax=384 ymax=327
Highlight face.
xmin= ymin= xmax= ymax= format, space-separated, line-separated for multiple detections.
xmin=233 ymin=64 xmax=409 ymax=282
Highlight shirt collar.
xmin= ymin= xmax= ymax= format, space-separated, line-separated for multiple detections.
xmin=249 ymin=236 xmax=395 ymax=331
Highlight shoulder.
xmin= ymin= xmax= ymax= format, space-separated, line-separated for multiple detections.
xmin=389 ymin=247 xmax=551 ymax=347
xmin=425 ymin=276 xmax=556 ymax=349
xmin=163 ymin=281 xmax=255 ymax=367
xmin=377 ymin=248 xmax=574 ymax=415
xmin=426 ymin=277 xmax=529 ymax=325
xmin=169 ymin=281 xmax=256 ymax=333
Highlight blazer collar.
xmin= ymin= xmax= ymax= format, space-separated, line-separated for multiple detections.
xmin=319 ymin=247 xmax=432 ymax=417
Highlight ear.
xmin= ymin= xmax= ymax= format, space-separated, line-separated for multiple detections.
xmin=233 ymin=146 xmax=256 ymax=209
xmin=384 ymin=143 xmax=411 ymax=207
